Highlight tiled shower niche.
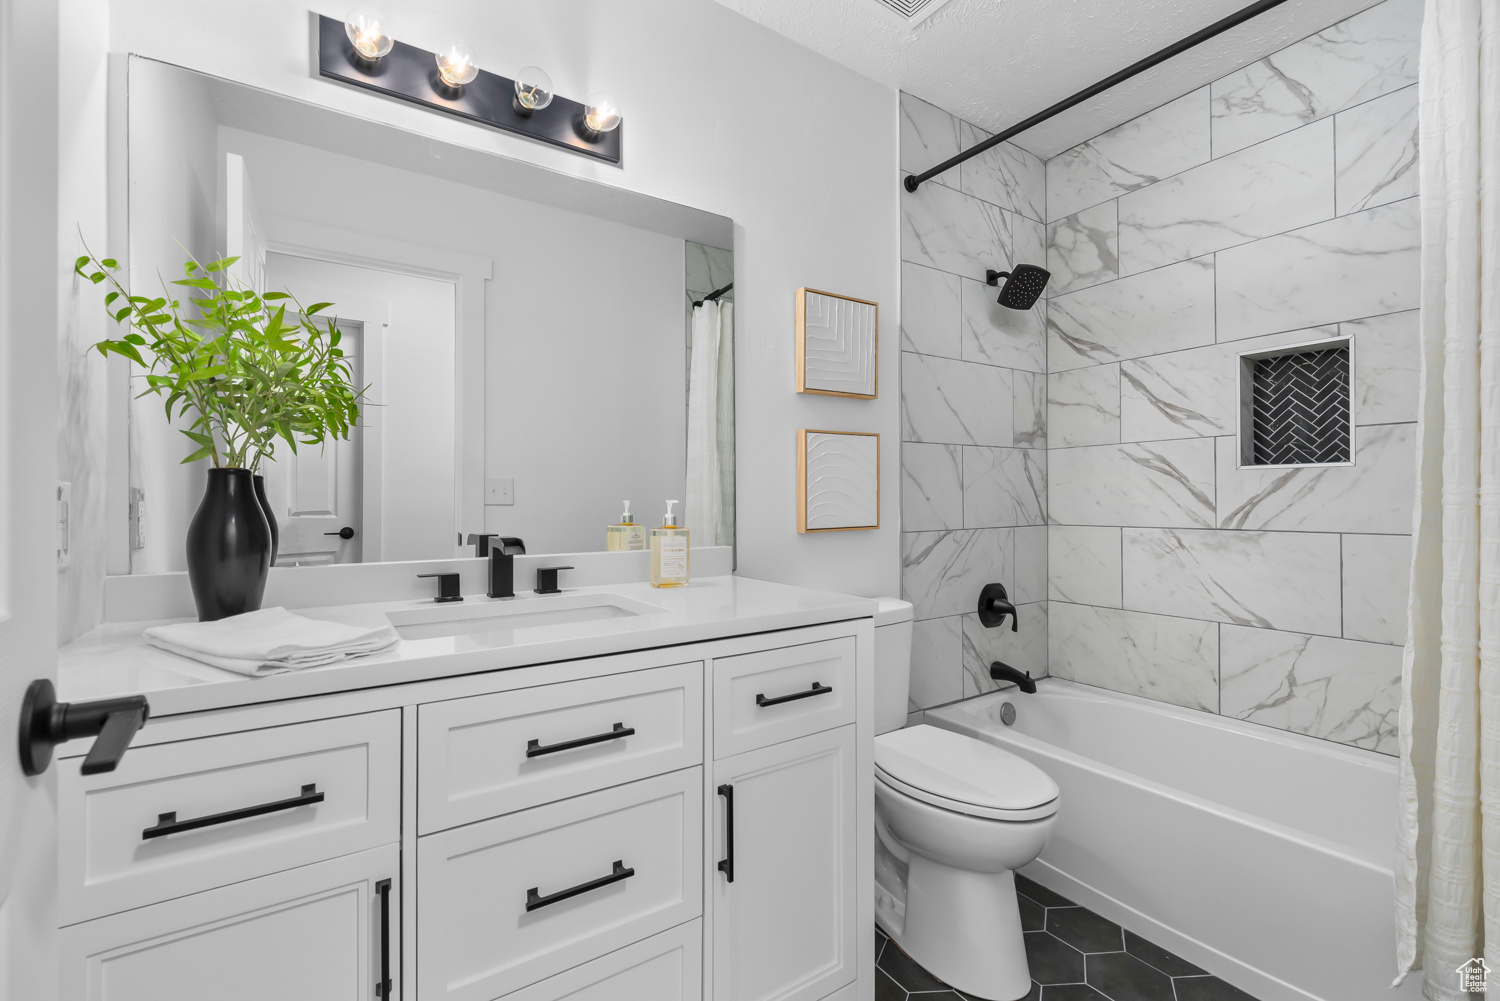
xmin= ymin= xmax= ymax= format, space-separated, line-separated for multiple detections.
xmin=1238 ymin=337 xmax=1354 ymax=467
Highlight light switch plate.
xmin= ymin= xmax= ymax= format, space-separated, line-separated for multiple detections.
xmin=56 ymin=482 xmax=72 ymax=569
xmin=485 ymin=477 xmax=515 ymax=505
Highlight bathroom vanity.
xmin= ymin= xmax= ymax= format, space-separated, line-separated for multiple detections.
xmin=53 ymin=574 xmax=876 ymax=1001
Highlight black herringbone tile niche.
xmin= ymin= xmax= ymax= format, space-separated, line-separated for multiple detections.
xmin=1250 ymin=347 xmax=1350 ymax=465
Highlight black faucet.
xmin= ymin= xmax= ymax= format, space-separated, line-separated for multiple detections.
xmin=489 ymin=548 xmax=514 ymax=599
xmin=990 ymin=661 xmax=1036 ymax=694
xmin=535 ymin=566 xmax=573 ymax=595
xmin=418 ymin=571 xmax=463 ymax=603
xmin=467 ymin=533 xmax=499 ymax=557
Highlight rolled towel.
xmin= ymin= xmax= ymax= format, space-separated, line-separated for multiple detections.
xmin=145 ymin=606 xmax=399 ymax=677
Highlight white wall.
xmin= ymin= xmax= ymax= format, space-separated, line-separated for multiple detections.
xmin=84 ymin=0 xmax=901 ymax=608
xmin=123 ymin=62 xmax=219 ymax=574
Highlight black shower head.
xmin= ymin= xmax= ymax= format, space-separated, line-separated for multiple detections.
xmin=985 ymin=265 xmax=1051 ymax=310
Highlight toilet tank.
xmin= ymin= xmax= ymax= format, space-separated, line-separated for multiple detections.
xmin=874 ymin=597 xmax=915 ymax=735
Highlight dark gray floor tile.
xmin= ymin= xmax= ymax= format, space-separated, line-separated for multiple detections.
xmin=1016 ymin=874 xmax=1075 ymax=908
xmin=1025 ymin=932 xmax=1085 ymax=985
xmin=877 ymin=927 xmax=888 ymax=963
xmin=877 ymin=967 xmax=909 ymax=1001
xmin=879 ymin=941 xmax=952 ymax=992
xmin=956 ymin=982 xmax=1039 ymax=1001
xmin=1121 ymin=931 xmax=1203 ymax=977
xmin=1084 ymin=952 xmax=1174 ymax=1001
xmin=1019 ymin=894 xmax=1046 ymax=932
xmin=1172 ymin=975 xmax=1260 ymax=1001
xmin=1041 ymin=986 xmax=1108 ymax=1000
xmin=1046 ymin=907 xmax=1124 ymax=953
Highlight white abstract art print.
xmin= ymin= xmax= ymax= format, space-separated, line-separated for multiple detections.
xmin=797 ymin=288 xmax=878 ymax=398
xmin=798 ymin=430 xmax=880 ymax=532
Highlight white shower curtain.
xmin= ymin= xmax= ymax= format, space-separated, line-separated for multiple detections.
xmin=686 ymin=299 xmax=734 ymax=550
xmin=1395 ymin=1 xmax=1500 ymax=997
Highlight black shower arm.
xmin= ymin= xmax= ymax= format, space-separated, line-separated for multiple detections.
xmin=903 ymin=0 xmax=1294 ymax=193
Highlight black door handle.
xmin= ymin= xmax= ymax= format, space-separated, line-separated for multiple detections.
xmin=526 ymin=860 xmax=634 ymax=911
xmin=526 ymin=722 xmax=635 ymax=758
xmin=374 ymin=878 xmax=393 ymax=998
xmin=142 ymin=783 xmax=325 ymax=839
xmin=17 ymin=679 xmax=150 ymax=777
xmin=755 ymin=682 xmax=833 ymax=708
xmin=717 ymin=784 xmax=735 ymax=883
xmin=324 ymin=527 xmax=355 ymax=540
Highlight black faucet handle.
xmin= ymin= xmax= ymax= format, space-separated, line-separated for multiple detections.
xmin=977 ymin=582 xmax=1019 ymax=632
xmin=535 ymin=566 xmax=574 ymax=595
xmin=466 ymin=533 xmax=499 ymax=557
xmin=418 ymin=572 xmax=463 ymax=603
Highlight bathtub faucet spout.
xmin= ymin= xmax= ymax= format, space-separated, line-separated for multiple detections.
xmin=990 ymin=661 xmax=1036 ymax=694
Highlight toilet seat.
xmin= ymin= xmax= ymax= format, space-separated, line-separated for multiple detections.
xmin=875 ymin=725 xmax=1059 ymax=822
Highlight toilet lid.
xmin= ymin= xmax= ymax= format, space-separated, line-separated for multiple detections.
xmin=875 ymin=725 xmax=1059 ymax=817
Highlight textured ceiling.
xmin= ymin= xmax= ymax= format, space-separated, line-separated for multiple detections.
xmin=711 ymin=0 xmax=1384 ymax=158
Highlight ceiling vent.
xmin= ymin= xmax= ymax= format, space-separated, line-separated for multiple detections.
xmin=869 ymin=0 xmax=956 ymax=27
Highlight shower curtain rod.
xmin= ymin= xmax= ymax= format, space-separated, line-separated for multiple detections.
xmin=694 ymin=282 xmax=733 ymax=307
xmin=903 ymin=0 xmax=1294 ymax=192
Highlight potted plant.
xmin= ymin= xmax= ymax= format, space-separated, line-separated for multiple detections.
xmin=76 ymin=249 xmax=363 ymax=621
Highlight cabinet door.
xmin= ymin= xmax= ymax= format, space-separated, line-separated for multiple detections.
xmin=60 ymin=844 xmax=399 ymax=1001
xmin=713 ymin=727 xmax=857 ymax=1001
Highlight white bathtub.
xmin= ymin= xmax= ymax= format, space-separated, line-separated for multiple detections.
xmin=924 ymin=679 xmax=1419 ymax=1001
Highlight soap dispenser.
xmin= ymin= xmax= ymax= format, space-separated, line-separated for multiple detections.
xmin=607 ymin=501 xmax=647 ymax=552
xmin=649 ymin=500 xmax=689 ymax=588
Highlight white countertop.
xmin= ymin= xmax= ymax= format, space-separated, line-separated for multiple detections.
xmin=58 ymin=575 xmax=877 ymax=717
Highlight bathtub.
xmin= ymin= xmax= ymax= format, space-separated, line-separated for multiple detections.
xmin=924 ymin=679 xmax=1419 ymax=1001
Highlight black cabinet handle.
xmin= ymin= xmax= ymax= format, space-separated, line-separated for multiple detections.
xmin=141 ymin=783 xmax=325 ymax=840
xmin=717 ymin=784 xmax=735 ymax=883
xmin=375 ymin=878 xmax=393 ymax=998
xmin=526 ymin=722 xmax=635 ymax=758
xmin=526 ymin=860 xmax=634 ymax=911
xmin=755 ymin=682 xmax=833 ymax=708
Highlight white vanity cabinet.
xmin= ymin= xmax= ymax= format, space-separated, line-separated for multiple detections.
xmin=56 ymin=612 xmax=873 ymax=1001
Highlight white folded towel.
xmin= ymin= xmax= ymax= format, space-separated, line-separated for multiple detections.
xmin=145 ymin=606 xmax=400 ymax=677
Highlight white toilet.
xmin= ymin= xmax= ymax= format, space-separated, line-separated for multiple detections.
xmin=872 ymin=597 xmax=1060 ymax=1001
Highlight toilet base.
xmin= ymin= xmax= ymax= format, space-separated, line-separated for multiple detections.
xmin=887 ymin=854 xmax=1030 ymax=1001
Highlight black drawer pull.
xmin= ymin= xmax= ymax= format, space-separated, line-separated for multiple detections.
xmin=717 ymin=784 xmax=735 ymax=883
xmin=375 ymin=878 xmax=393 ymax=998
xmin=756 ymin=682 xmax=833 ymax=708
xmin=141 ymin=783 xmax=325 ymax=840
xmin=526 ymin=722 xmax=635 ymax=758
xmin=526 ymin=860 xmax=634 ymax=911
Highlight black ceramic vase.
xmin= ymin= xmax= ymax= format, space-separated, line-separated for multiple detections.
xmin=252 ymin=474 xmax=279 ymax=568
xmin=186 ymin=468 xmax=273 ymax=621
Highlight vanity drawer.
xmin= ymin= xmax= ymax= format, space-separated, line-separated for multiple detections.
xmin=417 ymin=768 xmax=702 ymax=1001
xmin=503 ymin=921 xmax=702 ymax=1001
xmin=60 ymin=710 xmax=400 ymax=925
xmin=418 ymin=661 xmax=703 ymax=833
xmin=713 ymin=637 xmax=856 ymax=758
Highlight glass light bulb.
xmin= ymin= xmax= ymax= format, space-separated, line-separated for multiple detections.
xmin=344 ymin=7 xmax=394 ymax=60
xmin=435 ymin=38 xmax=478 ymax=87
xmin=583 ymin=91 xmax=622 ymax=133
xmin=513 ymin=66 xmax=554 ymax=112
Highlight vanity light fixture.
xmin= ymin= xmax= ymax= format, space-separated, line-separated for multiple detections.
xmin=582 ymin=92 xmax=623 ymax=135
xmin=435 ymin=38 xmax=479 ymax=87
xmin=513 ymin=66 xmax=554 ymax=116
xmin=316 ymin=15 xmax=623 ymax=164
xmin=344 ymin=7 xmax=394 ymax=61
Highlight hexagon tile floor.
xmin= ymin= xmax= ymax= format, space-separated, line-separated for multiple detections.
xmin=874 ymin=875 xmax=1260 ymax=1001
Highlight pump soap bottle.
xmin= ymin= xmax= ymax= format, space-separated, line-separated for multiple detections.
xmin=607 ymin=501 xmax=647 ymax=552
xmin=649 ymin=500 xmax=689 ymax=588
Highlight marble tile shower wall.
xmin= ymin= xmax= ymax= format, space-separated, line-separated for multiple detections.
xmin=899 ymin=92 xmax=1050 ymax=713
xmin=1044 ymin=0 xmax=1421 ymax=754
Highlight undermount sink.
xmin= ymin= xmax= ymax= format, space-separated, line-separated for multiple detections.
xmin=385 ymin=592 xmax=666 ymax=643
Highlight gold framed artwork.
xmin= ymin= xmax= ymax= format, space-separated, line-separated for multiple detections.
xmin=797 ymin=430 xmax=880 ymax=533
xmin=795 ymin=288 xmax=878 ymax=398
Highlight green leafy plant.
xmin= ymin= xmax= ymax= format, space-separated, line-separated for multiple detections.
xmin=75 ymin=247 xmax=363 ymax=470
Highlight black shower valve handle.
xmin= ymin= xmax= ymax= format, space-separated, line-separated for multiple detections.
xmin=977 ymin=582 xmax=1019 ymax=632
